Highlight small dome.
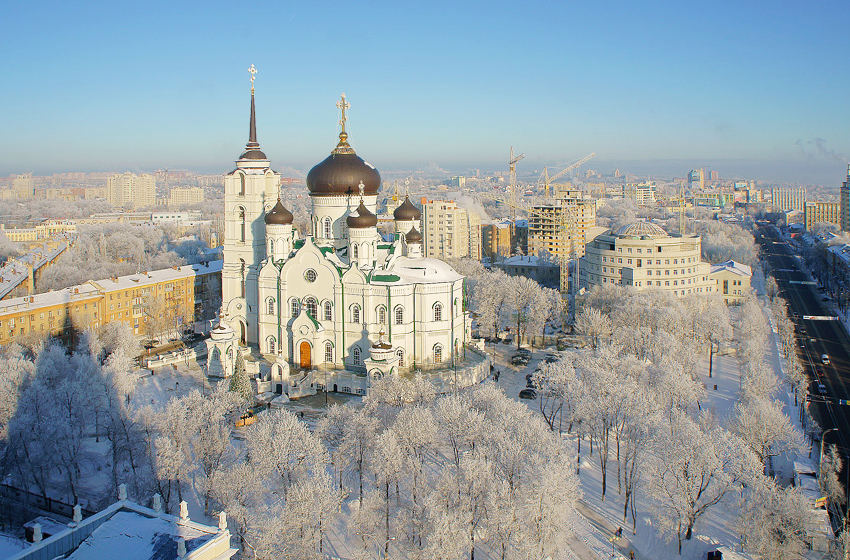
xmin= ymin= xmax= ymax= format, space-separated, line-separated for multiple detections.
xmin=347 ymin=201 xmax=378 ymax=229
xmin=306 ymin=133 xmax=381 ymax=197
xmin=616 ymin=221 xmax=668 ymax=239
xmin=405 ymin=226 xmax=422 ymax=243
xmin=393 ymin=196 xmax=421 ymax=221
xmin=210 ymin=321 xmax=235 ymax=341
xmin=265 ymin=198 xmax=293 ymax=225
xmin=239 ymin=148 xmax=268 ymax=160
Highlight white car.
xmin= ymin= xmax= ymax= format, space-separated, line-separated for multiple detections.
xmin=822 ymin=354 xmax=830 ymax=365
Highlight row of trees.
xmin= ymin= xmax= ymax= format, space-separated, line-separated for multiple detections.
xmin=536 ymin=285 xmax=811 ymax=557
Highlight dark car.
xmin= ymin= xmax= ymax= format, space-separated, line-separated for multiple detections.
xmin=519 ymin=388 xmax=537 ymax=400
xmin=526 ymin=373 xmax=534 ymax=382
xmin=511 ymin=355 xmax=529 ymax=366
xmin=544 ymin=354 xmax=559 ymax=363
xmin=516 ymin=348 xmax=531 ymax=356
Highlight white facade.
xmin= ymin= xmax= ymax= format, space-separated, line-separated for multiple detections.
xmin=219 ymin=91 xmax=470 ymax=393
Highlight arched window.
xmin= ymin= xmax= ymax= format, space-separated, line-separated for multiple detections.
xmin=396 ymin=348 xmax=404 ymax=367
xmin=266 ymin=297 xmax=275 ymax=315
xmin=352 ymin=244 xmax=358 ymax=259
xmin=268 ymin=239 xmax=274 ymax=256
xmin=323 ymin=301 xmax=333 ymax=321
xmin=353 ymin=347 xmax=361 ymax=364
xmin=377 ymin=305 xmax=386 ymax=325
xmin=394 ymin=306 xmax=404 ymax=325
xmin=433 ymin=302 xmax=443 ymax=322
xmin=361 ymin=242 xmax=369 ymax=261
xmin=267 ymin=336 xmax=276 ymax=354
xmin=238 ymin=207 xmax=246 ymax=243
xmin=324 ymin=341 xmax=333 ymax=363
xmin=433 ymin=343 xmax=443 ymax=363
xmin=304 ymin=297 xmax=317 ymax=319
xmin=323 ymin=217 xmax=332 ymax=239
xmin=239 ymin=259 xmax=246 ymax=298
xmin=290 ymin=298 xmax=300 ymax=318
xmin=352 ymin=304 xmax=361 ymax=324
xmin=239 ymin=173 xmax=245 ymax=196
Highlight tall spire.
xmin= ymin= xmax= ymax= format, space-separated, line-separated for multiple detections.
xmin=239 ymin=64 xmax=267 ymax=161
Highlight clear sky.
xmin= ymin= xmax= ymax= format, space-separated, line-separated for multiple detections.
xmin=2 ymin=0 xmax=849 ymax=184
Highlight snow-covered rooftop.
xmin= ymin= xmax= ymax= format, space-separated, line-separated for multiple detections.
xmin=498 ymin=255 xmax=557 ymax=267
xmin=0 ymin=234 xmax=75 ymax=299
xmin=709 ymin=260 xmax=752 ymax=277
xmin=380 ymin=257 xmax=463 ymax=285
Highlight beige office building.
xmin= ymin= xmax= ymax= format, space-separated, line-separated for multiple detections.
xmin=580 ymin=221 xmax=714 ymax=297
xmin=107 ymin=172 xmax=156 ymax=209
xmin=422 ymin=199 xmax=481 ymax=260
xmin=169 ymin=186 xmax=205 ymax=208
xmin=804 ymin=201 xmax=841 ymax=231
xmin=621 ymin=181 xmax=656 ymax=205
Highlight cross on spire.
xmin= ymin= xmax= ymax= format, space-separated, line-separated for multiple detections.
xmin=336 ymin=93 xmax=350 ymax=134
xmin=248 ymin=64 xmax=257 ymax=92
xmin=358 ymin=181 xmax=365 ymax=199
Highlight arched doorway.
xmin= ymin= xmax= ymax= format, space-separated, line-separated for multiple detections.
xmin=299 ymin=341 xmax=312 ymax=369
xmin=239 ymin=322 xmax=246 ymax=345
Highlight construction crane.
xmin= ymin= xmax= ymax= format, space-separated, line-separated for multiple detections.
xmin=507 ymin=146 xmax=526 ymax=221
xmin=539 ymin=153 xmax=597 ymax=198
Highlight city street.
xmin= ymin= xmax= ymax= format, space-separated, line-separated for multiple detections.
xmin=758 ymin=225 xmax=850 ymax=461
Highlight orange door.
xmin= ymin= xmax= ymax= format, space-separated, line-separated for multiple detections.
xmin=299 ymin=342 xmax=311 ymax=369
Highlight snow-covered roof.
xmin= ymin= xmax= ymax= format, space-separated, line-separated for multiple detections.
xmin=0 ymin=260 xmax=222 ymax=316
xmin=828 ymin=244 xmax=850 ymax=267
xmin=378 ymin=257 xmax=463 ymax=285
xmin=709 ymin=260 xmax=752 ymax=277
xmin=616 ymin=221 xmax=668 ymax=239
xmin=498 ymin=255 xmax=557 ymax=267
xmin=0 ymin=234 xmax=75 ymax=299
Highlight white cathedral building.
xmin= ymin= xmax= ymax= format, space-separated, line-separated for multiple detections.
xmin=209 ymin=84 xmax=475 ymax=396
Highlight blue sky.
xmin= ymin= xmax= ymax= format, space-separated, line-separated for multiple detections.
xmin=1 ymin=1 xmax=849 ymax=184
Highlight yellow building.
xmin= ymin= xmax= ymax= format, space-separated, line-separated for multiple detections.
xmin=1 ymin=221 xmax=77 ymax=244
xmin=580 ymin=222 xmax=714 ymax=296
xmin=107 ymin=172 xmax=156 ymax=209
xmin=168 ymin=186 xmax=205 ymax=208
xmin=482 ymin=221 xmax=513 ymax=258
xmin=0 ymin=260 xmax=222 ymax=344
xmin=709 ymin=260 xmax=752 ymax=304
xmin=804 ymin=201 xmax=841 ymax=231
xmin=422 ymin=199 xmax=482 ymax=260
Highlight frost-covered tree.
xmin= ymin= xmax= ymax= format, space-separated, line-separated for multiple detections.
xmin=228 ymin=349 xmax=252 ymax=401
xmin=736 ymin=480 xmax=809 ymax=560
xmin=573 ymin=306 xmax=611 ymax=349
xmin=731 ymin=397 xmax=803 ymax=470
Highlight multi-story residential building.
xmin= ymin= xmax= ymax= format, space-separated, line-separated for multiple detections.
xmin=688 ymin=169 xmax=705 ymax=191
xmin=529 ymin=192 xmax=597 ymax=260
xmin=622 ymin=181 xmax=656 ymax=205
xmin=771 ymin=186 xmax=807 ymax=212
xmin=0 ymin=220 xmax=77 ymax=244
xmin=579 ymin=221 xmax=714 ymax=297
xmin=482 ymin=220 xmax=513 ymax=259
xmin=422 ymin=199 xmax=482 ymax=260
xmin=804 ymin=201 xmax=841 ymax=231
xmin=710 ymin=260 xmax=752 ymax=304
xmin=0 ymin=260 xmax=221 ymax=344
xmin=841 ymin=164 xmax=850 ymax=232
xmin=169 ymin=186 xmax=205 ymax=207
xmin=107 ymin=172 xmax=156 ymax=209
xmin=11 ymin=173 xmax=35 ymax=200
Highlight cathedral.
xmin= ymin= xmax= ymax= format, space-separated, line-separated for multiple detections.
xmin=210 ymin=78 xmax=473 ymax=396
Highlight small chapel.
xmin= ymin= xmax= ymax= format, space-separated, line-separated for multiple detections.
xmin=207 ymin=71 xmax=475 ymax=397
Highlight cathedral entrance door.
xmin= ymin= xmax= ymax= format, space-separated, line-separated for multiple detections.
xmin=299 ymin=342 xmax=311 ymax=369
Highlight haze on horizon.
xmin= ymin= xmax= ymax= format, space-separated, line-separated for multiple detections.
xmin=1 ymin=1 xmax=848 ymax=185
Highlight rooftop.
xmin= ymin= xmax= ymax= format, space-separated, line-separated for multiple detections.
xmin=615 ymin=221 xmax=668 ymax=239
xmin=709 ymin=260 xmax=753 ymax=277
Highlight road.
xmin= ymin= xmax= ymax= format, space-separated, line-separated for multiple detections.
xmin=757 ymin=225 xmax=850 ymax=461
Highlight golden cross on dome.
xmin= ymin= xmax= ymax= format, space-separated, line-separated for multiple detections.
xmin=358 ymin=181 xmax=365 ymax=198
xmin=248 ymin=64 xmax=257 ymax=91
xmin=336 ymin=93 xmax=351 ymax=134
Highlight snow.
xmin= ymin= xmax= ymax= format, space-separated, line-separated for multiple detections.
xmin=0 ymin=534 xmax=27 ymax=557
xmin=66 ymin=510 xmax=215 ymax=560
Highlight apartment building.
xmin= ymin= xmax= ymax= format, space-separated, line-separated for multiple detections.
xmin=107 ymin=172 xmax=156 ymax=209
xmin=804 ymin=201 xmax=841 ymax=231
xmin=422 ymin=199 xmax=482 ymax=260
xmin=621 ymin=181 xmax=656 ymax=205
xmin=168 ymin=186 xmax=205 ymax=208
xmin=481 ymin=220 xmax=513 ymax=258
xmin=771 ymin=186 xmax=807 ymax=212
xmin=529 ymin=191 xmax=597 ymax=260
xmin=0 ymin=261 xmax=222 ymax=344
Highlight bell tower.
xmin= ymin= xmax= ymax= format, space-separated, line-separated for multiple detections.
xmin=222 ymin=65 xmax=280 ymax=346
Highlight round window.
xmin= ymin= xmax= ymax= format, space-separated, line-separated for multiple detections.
xmin=305 ymin=269 xmax=317 ymax=283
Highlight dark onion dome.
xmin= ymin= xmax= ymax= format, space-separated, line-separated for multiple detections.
xmin=347 ymin=200 xmax=378 ymax=229
xmin=306 ymin=132 xmax=381 ymax=197
xmin=265 ymin=198 xmax=294 ymax=225
xmin=405 ymin=226 xmax=422 ymax=243
xmin=393 ymin=195 xmax=421 ymax=221
xmin=372 ymin=340 xmax=392 ymax=350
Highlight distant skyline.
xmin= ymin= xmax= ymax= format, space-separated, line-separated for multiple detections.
xmin=1 ymin=1 xmax=849 ymax=185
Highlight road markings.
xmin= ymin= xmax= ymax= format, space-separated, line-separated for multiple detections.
xmin=789 ymin=280 xmax=817 ymax=285
xmin=802 ymin=315 xmax=839 ymax=321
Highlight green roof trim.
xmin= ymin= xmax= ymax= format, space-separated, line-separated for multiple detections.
xmin=294 ymin=239 xmax=305 ymax=250
xmin=319 ymin=246 xmax=335 ymax=254
xmin=306 ymin=311 xmax=321 ymax=329
xmin=372 ymin=274 xmax=401 ymax=283
xmin=377 ymin=244 xmax=393 ymax=249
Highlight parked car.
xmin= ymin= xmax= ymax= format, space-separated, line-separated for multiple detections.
xmin=544 ymin=354 xmax=559 ymax=363
xmin=822 ymin=354 xmax=830 ymax=365
xmin=511 ymin=354 xmax=529 ymax=366
xmin=519 ymin=388 xmax=537 ymax=400
xmin=516 ymin=348 xmax=531 ymax=356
